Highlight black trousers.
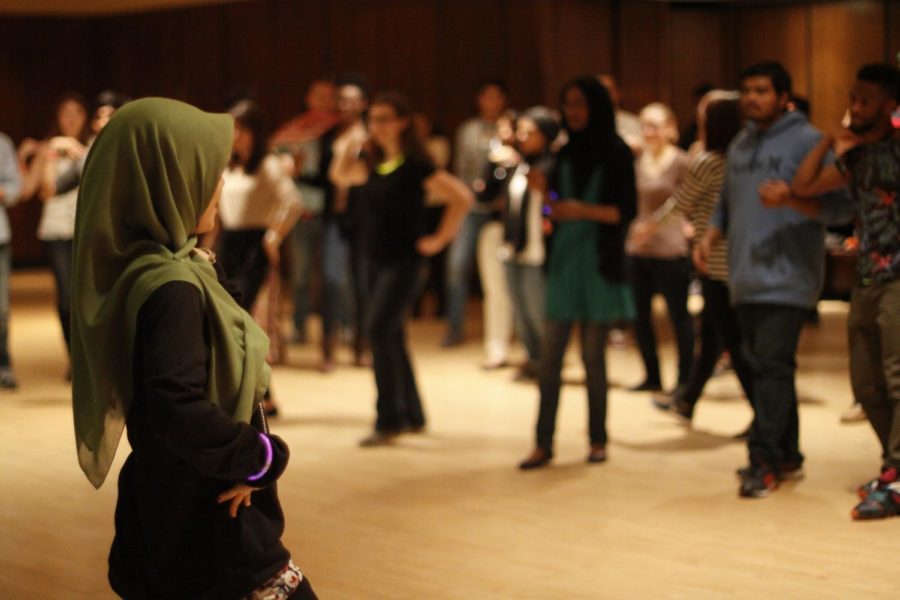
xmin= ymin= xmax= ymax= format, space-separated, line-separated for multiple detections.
xmin=680 ymin=277 xmax=754 ymax=409
xmin=629 ymin=256 xmax=695 ymax=386
xmin=535 ymin=320 xmax=610 ymax=451
xmin=219 ymin=229 xmax=269 ymax=311
xmin=368 ymin=257 xmax=426 ymax=432
xmin=736 ymin=303 xmax=808 ymax=468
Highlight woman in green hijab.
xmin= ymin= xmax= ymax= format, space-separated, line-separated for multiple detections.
xmin=71 ymin=98 xmax=318 ymax=600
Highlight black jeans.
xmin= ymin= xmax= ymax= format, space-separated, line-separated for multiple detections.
xmin=368 ymin=257 xmax=426 ymax=432
xmin=535 ymin=320 xmax=610 ymax=452
xmin=219 ymin=229 xmax=269 ymax=311
xmin=349 ymin=240 xmax=370 ymax=360
xmin=629 ymin=256 xmax=695 ymax=386
xmin=45 ymin=239 xmax=73 ymax=353
xmin=736 ymin=303 xmax=808 ymax=468
xmin=680 ymin=278 xmax=754 ymax=409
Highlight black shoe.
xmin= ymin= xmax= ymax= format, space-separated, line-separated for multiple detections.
xmin=0 ymin=368 xmax=18 ymax=390
xmin=738 ymin=463 xmax=779 ymax=498
xmin=628 ymin=380 xmax=662 ymax=393
xmin=518 ymin=448 xmax=552 ymax=470
xmin=736 ymin=461 xmax=803 ymax=481
xmin=670 ymin=398 xmax=694 ymax=423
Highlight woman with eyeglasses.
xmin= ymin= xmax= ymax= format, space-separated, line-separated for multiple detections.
xmin=332 ymin=91 xmax=473 ymax=447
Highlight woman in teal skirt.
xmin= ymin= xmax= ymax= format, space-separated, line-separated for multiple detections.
xmin=519 ymin=77 xmax=637 ymax=469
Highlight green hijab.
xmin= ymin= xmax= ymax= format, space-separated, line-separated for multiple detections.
xmin=72 ymin=98 xmax=271 ymax=488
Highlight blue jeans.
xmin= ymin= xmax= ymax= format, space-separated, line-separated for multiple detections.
xmin=321 ymin=221 xmax=352 ymax=342
xmin=504 ymin=262 xmax=545 ymax=363
xmin=736 ymin=303 xmax=808 ymax=468
xmin=443 ymin=211 xmax=491 ymax=337
xmin=289 ymin=216 xmax=323 ymax=334
xmin=45 ymin=239 xmax=73 ymax=354
xmin=0 ymin=244 xmax=11 ymax=368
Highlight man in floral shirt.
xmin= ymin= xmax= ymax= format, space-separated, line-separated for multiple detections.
xmin=787 ymin=62 xmax=900 ymax=520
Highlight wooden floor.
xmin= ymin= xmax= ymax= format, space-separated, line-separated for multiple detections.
xmin=0 ymin=271 xmax=896 ymax=599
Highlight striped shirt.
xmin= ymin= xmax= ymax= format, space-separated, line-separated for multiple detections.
xmin=655 ymin=151 xmax=729 ymax=282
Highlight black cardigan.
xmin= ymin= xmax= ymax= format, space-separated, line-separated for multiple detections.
xmin=548 ymin=136 xmax=637 ymax=282
xmin=109 ymin=276 xmax=290 ymax=600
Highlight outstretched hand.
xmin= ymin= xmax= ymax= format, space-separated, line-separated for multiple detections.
xmin=217 ymin=482 xmax=259 ymax=518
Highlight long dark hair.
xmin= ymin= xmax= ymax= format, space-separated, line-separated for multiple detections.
xmin=48 ymin=91 xmax=90 ymax=144
xmin=560 ymin=77 xmax=618 ymax=162
xmin=228 ymin=99 xmax=268 ymax=174
xmin=704 ymin=93 xmax=742 ymax=154
xmin=365 ymin=91 xmax=431 ymax=169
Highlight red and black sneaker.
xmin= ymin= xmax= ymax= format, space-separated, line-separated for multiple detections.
xmin=739 ymin=463 xmax=778 ymax=498
xmin=852 ymin=484 xmax=900 ymax=520
xmin=857 ymin=466 xmax=898 ymax=500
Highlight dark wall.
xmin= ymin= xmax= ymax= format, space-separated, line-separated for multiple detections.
xmin=2 ymin=0 xmax=898 ymax=265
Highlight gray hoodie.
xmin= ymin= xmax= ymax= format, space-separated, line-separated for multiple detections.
xmin=712 ymin=111 xmax=852 ymax=308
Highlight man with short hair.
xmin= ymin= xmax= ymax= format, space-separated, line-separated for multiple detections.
xmin=783 ymin=63 xmax=900 ymax=519
xmin=697 ymin=61 xmax=850 ymax=498
xmin=442 ymin=79 xmax=508 ymax=347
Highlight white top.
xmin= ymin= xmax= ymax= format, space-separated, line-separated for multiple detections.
xmin=37 ymin=155 xmax=77 ymax=241
xmin=220 ymin=154 xmax=303 ymax=232
xmin=503 ymin=164 xmax=545 ymax=266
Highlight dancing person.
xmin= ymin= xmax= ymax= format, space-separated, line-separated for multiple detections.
xmin=442 ymin=79 xmax=508 ymax=346
xmin=219 ymin=99 xmax=302 ymax=313
xmin=22 ymin=92 xmax=90 ymax=365
xmin=500 ymin=106 xmax=560 ymax=382
xmin=634 ymin=92 xmax=754 ymax=425
xmin=331 ymin=91 xmax=473 ymax=446
xmin=698 ymin=62 xmax=851 ymax=497
xmin=781 ymin=63 xmax=900 ymax=518
xmin=518 ymin=77 xmax=637 ymax=469
xmin=476 ymin=110 xmax=518 ymax=370
xmin=71 ymin=98 xmax=318 ymax=599
xmin=626 ymin=102 xmax=693 ymax=393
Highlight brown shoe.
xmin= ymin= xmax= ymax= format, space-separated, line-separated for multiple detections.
xmin=518 ymin=448 xmax=552 ymax=470
xmin=359 ymin=430 xmax=399 ymax=447
xmin=587 ymin=444 xmax=607 ymax=464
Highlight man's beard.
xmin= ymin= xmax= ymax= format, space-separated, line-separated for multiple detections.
xmin=848 ymin=115 xmax=877 ymax=135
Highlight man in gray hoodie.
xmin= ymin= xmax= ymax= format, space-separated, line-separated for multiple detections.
xmin=696 ymin=62 xmax=851 ymax=498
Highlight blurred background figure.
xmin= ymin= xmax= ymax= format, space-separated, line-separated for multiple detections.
xmin=442 ymin=79 xmax=508 ymax=347
xmin=331 ymin=91 xmax=472 ymax=446
xmin=0 ymin=130 xmax=21 ymax=388
xmin=18 ymin=92 xmax=90 ymax=375
xmin=626 ymin=102 xmax=693 ymax=394
xmin=500 ymin=106 xmax=560 ymax=381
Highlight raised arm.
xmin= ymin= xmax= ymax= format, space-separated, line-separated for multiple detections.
xmin=791 ymin=132 xmax=851 ymax=198
xmin=329 ymin=131 xmax=369 ymax=188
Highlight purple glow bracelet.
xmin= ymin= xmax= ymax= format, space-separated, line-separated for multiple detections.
xmin=246 ymin=433 xmax=273 ymax=482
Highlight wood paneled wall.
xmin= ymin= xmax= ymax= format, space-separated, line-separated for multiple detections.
xmin=1 ymin=0 xmax=898 ymax=265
